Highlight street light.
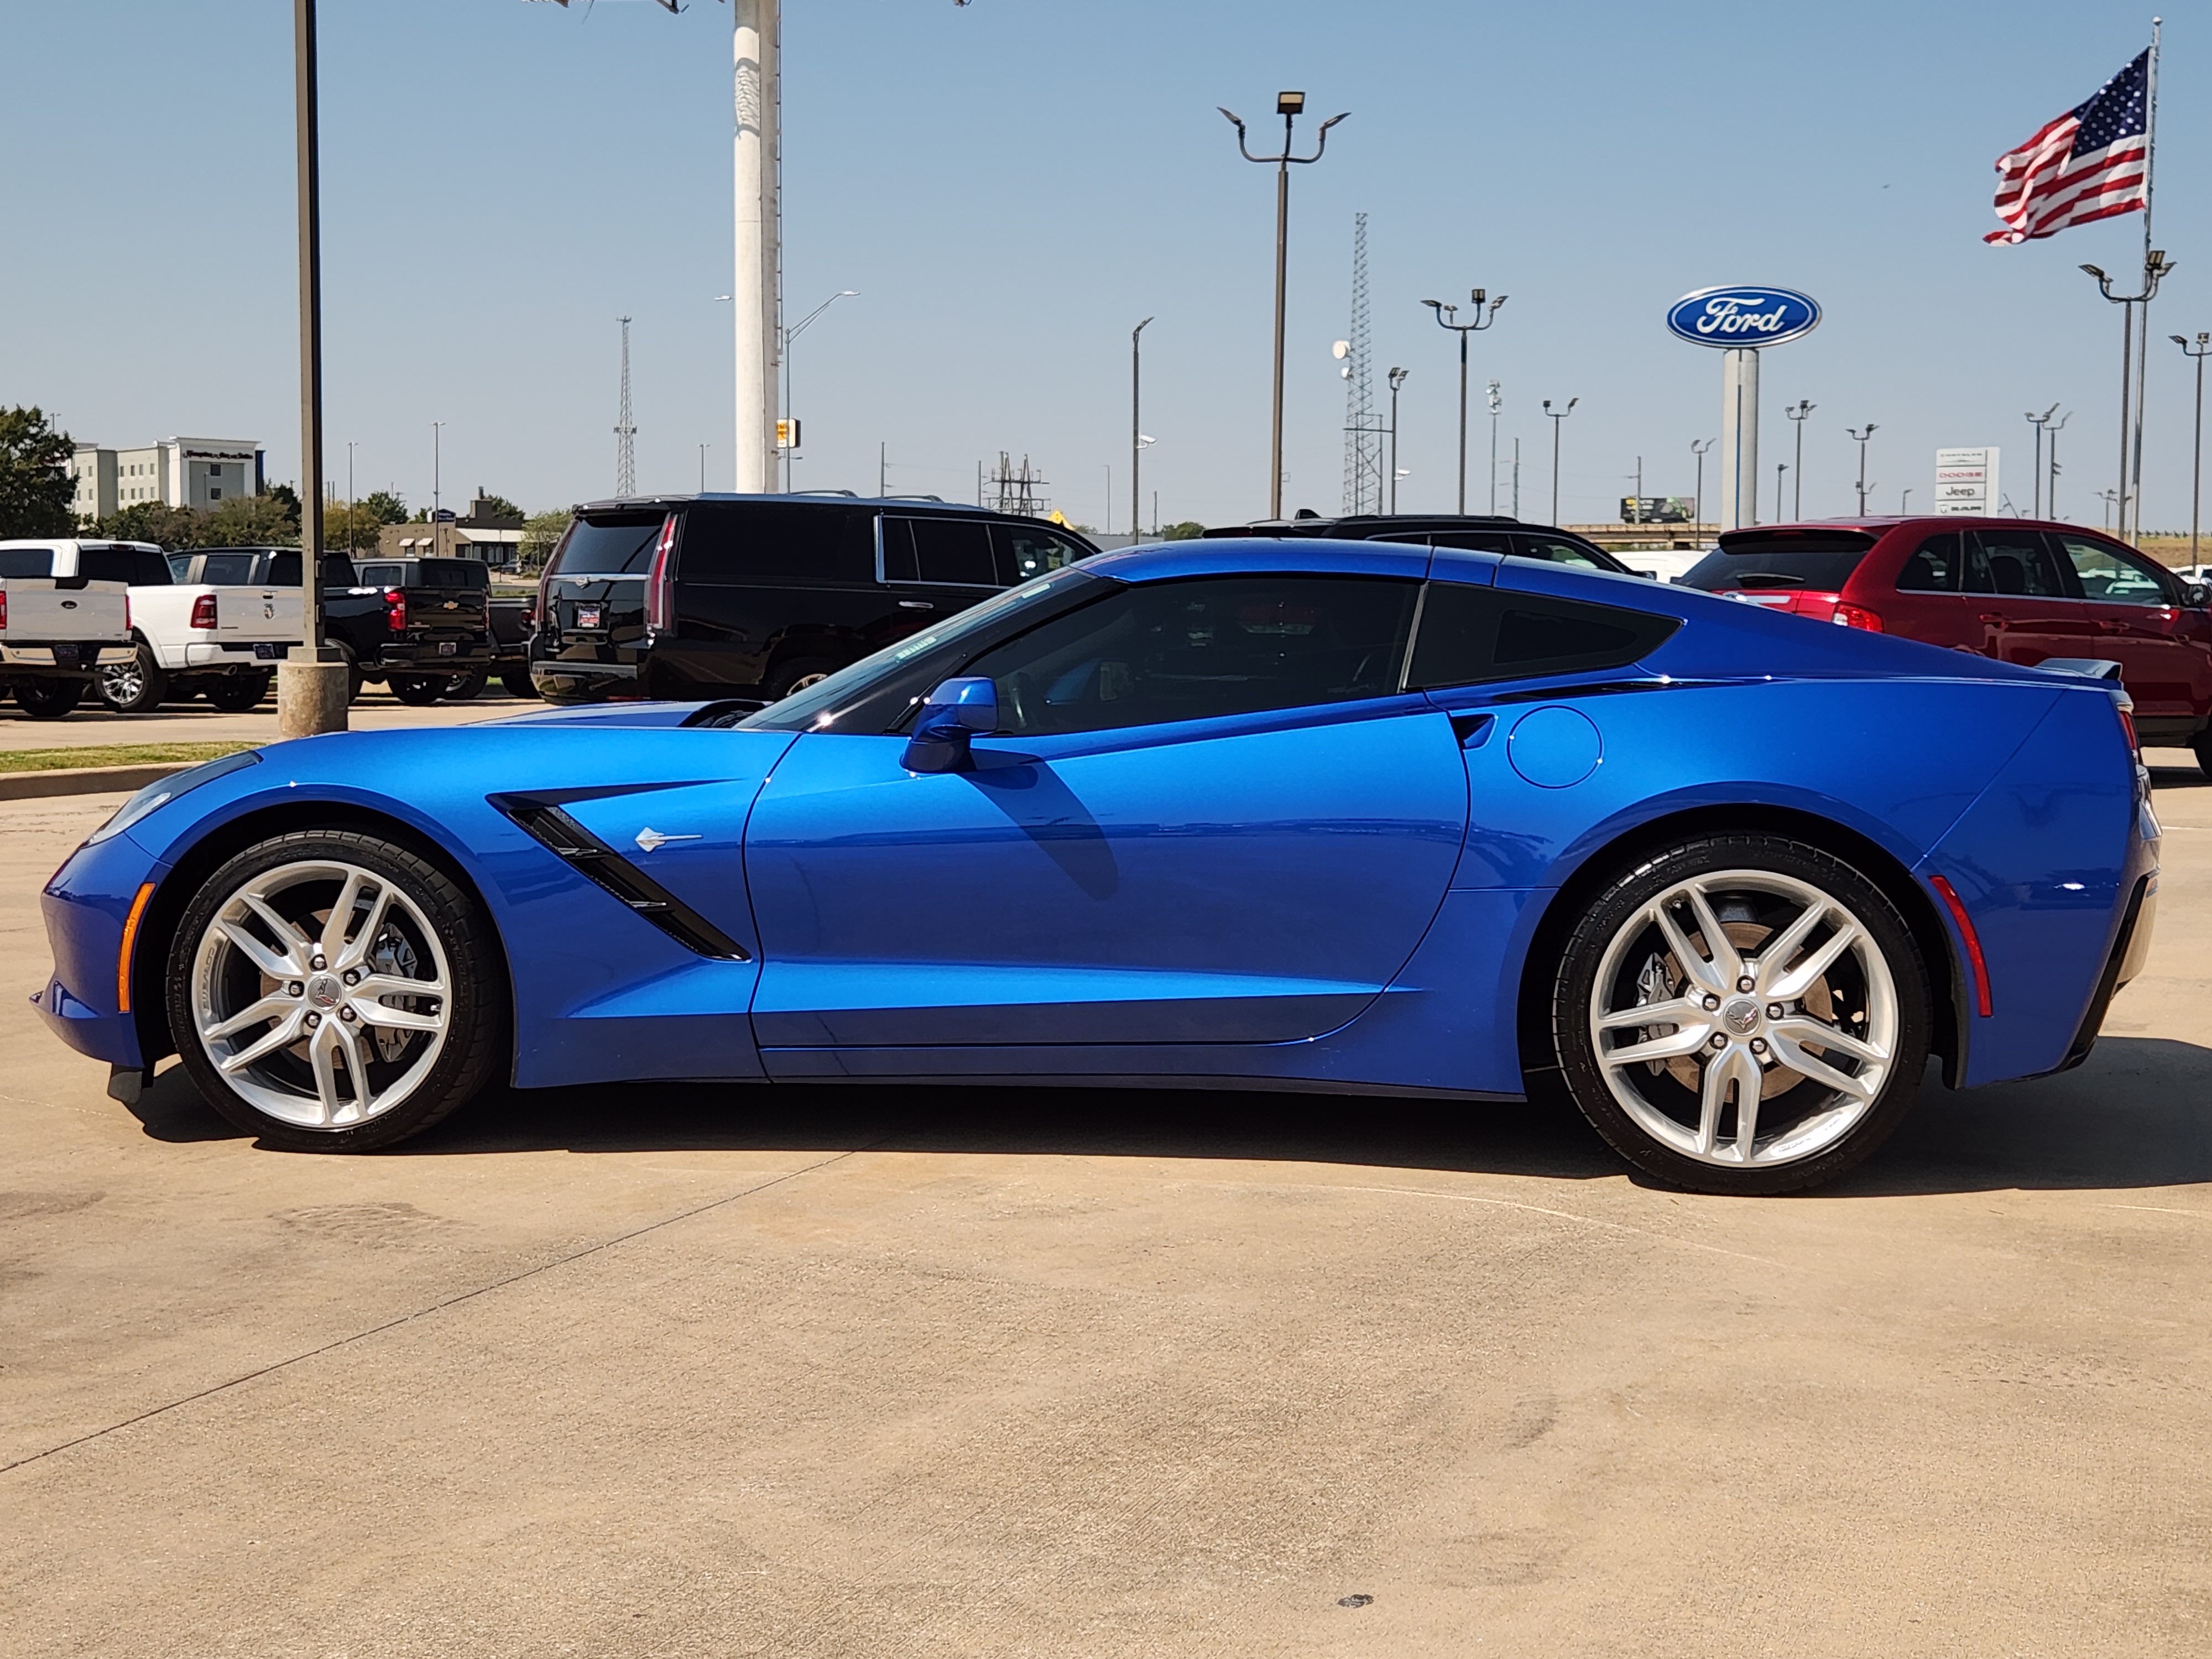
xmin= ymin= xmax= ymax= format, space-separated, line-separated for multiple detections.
xmin=2083 ymin=252 xmax=2176 ymax=544
xmin=1422 ymin=290 xmax=1506 ymax=514
xmin=1386 ymin=366 xmax=1409 ymax=513
xmin=1691 ymin=437 xmax=1713 ymax=531
xmin=1220 ymin=92 xmax=1348 ymax=519
xmin=781 ymin=289 xmax=858 ymax=491
xmin=1846 ymin=424 xmax=1877 ymax=515
xmin=2046 ymin=409 xmax=2071 ymax=521
xmin=1486 ymin=380 xmax=1502 ymax=513
xmin=2025 ymin=402 xmax=2060 ymax=518
xmin=1784 ymin=399 xmax=1814 ymax=519
xmin=1776 ymin=462 xmax=1788 ymax=523
xmin=1543 ymin=398 xmax=1577 ymax=525
xmin=2176 ymin=332 xmax=2212 ymax=566
xmin=1131 ymin=316 xmax=1153 ymax=544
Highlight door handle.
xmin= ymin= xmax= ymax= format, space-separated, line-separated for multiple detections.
xmin=2096 ymin=619 xmax=2128 ymax=633
xmin=898 ymin=600 xmax=934 ymax=611
xmin=1977 ymin=613 xmax=2007 ymax=625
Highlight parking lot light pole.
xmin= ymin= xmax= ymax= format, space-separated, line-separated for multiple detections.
xmin=1423 ymin=290 xmax=1506 ymax=514
xmin=1131 ymin=317 xmax=1152 ymax=542
xmin=1785 ymin=399 xmax=1814 ymax=519
xmin=1543 ymin=398 xmax=1577 ymax=524
xmin=2047 ymin=409 xmax=2070 ymax=520
xmin=1220 ymin=93 xmax=1347 ymax=519
xmin=1846 ymin=424 xmax=1877 ymax=515
xmin=2177 ymin=333 xmax=2212 ymax=565
xmin=2026 ymin=402 xmax=2059 ymax=517
xmin=1486 ymin=380 xmax=1502 ymax=513
xmin=278 ymin=0 xmax=346 ymax=739
xmin=2083 ymin=252 xmax=2176 ymax=544
xmin=1691 ymin=437 xmax=1713 ymax=531
xmin=1386 ymin=366 xmax=1408 ymax=513
xmin=782 ymin=289 xmax=858 ymax=491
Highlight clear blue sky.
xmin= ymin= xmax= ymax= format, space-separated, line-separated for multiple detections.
xmin=5 ymin=1 xmax=2203 ymax=533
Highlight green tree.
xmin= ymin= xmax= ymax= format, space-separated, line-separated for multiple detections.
xmin=201 ymin=492 xmax=301 ymax=548
xmin=471 ymin=492 xmax=524 ymax=520
xmin=91 ymin=501 xmax=200 ymax=548
xmin=520 ymin=509 xmax=571 ymax=572
xmin=0 ymin=406 xmax=77 ymax=538
xmin=1159 ymin=521 xmax=1207 ymax=541
xmin=358 ymin=489 xmax=407 ymax=525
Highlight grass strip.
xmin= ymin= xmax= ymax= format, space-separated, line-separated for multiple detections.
xmin=0 ymin=741 xmax=258 ymax=775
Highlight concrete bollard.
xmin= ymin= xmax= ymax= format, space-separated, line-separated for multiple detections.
xmin=276 ymin=657 xmax=351 ymax=739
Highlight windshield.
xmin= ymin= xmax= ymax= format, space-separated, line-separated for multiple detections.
xmin=1682 ymin=531 xmax=1876 ymax=593
xmin=739 ymin=567 xmax=1108 ymax=733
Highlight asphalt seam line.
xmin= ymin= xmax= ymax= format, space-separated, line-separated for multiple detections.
xmin=0 ymin=1145 xmax=871 ymax=1478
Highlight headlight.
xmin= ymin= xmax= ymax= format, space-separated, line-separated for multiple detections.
xmin=86 ymin=750 xmax=262 ymax=846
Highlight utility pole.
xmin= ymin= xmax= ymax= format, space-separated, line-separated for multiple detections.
xmin=1131 ymin=316 xmax=1152 ymax=542
xmin=2025 ymin=402 xmax=2059 ymax=517
xmin=432 ymin=420 xmax=445 ymax=524
xmin=614 ymin=317 xmax=634 ymax=497
xmin=1220 ymin=93 xmax=1348 ymax=519
xmin=1846 ymin=424 xmax=1877 ymax=515
xmin=1785 ymin=399 xmax=1814 ymax=520
xmin=1543 ymin=398 xmax=1577 ymax=525
xmin=1486 ymin=380 xmax=1501 ymax=513
xmin=2176 ymin=332 xmax=2211 ymax=565
xmin=1386 ymin=366 xmax=1409 ymax=513
xmin=1423 ymin=288 xmax=1506 ymax=514
xmin=1511 ymin=437 xmax=1520 ymax=518
xmin=1776 ymin=462 xmax=1787 ymax=523
xmin=345 ymin=440 xmax=355 ymax=556
xmin=732 ymin=0 xmax=780 ymax=492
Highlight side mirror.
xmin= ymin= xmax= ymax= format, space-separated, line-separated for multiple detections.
xmin=2185 ymin=582 xmax=2210 ymax=609
xmin=901 ymin=677 xmax=998 ymax=773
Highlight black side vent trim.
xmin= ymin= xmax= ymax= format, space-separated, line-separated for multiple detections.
xmin=491 ymin=794 xmax=751 ymax=962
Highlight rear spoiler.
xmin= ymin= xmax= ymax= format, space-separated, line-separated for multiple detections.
xmin=2031 ymin=658 xmax=2123 ymax=682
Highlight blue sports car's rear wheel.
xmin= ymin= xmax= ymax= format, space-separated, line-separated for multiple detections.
xmin=1553 ymin=835 xmax=1931 ymax=1195
xmin=165 ymin=830 xmax=504 ymax=1151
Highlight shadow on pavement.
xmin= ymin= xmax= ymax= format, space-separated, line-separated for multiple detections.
xmin=126 ymin=1035 xmax=2212 ymax=1194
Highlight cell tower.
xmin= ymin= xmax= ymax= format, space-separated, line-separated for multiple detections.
xmin=614 ymin=315 xmax=637 ymax=497
xmin=985 ymin=452 xmax=1052 ymax=518
xmin=1341 ymin=213 xmax=1383 ymax=514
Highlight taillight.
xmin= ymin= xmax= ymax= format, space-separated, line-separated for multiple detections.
xmin=384 ymin=586 xmax=408 ymax=633
xmin=2117 ymin=701 xmax=2140 ymax=757
xmin=122 ymin=592 xmax=129 ymax=633
xmin=0 ymin=592 xmax=8 ymax=630
xmin=644 ymin=512 xmax=678 ymax=632
xmin=190 ymin=593 xmax=218 ymax=630
xmin=1832 ymin=603 xmax=1885 ymax=632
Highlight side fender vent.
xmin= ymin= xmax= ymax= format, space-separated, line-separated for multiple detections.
xmin=491 ymin=795 xmax=751 ymax=962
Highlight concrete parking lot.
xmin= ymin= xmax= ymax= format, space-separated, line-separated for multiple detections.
xmin=2 ymin=756 xmax=2208 ymax=1656
xmin=0 ymin=684 xmax=534 ymax=752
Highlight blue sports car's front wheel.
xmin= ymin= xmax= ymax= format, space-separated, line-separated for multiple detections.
xmin=165 ymin=830 xmax=505 ymax=1151
xmin=1553 ymin=834 xmax=1932 ymax=1196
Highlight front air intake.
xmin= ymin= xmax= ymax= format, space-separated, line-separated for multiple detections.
xmin=491 ymin=795 xmax=749 ymax=961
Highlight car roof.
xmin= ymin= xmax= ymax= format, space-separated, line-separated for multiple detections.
xmin=570 ymin=491 xmax=1095 ymax=531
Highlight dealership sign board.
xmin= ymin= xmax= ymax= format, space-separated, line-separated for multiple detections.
xmin=1665 ymin=286 xmax=1822 ymax=349
xmin=1935 ymin=448 xmax=2000 ymax=515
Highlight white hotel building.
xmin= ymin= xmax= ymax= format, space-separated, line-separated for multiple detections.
xmin=69 ymin=437 xmax=264 ymax=520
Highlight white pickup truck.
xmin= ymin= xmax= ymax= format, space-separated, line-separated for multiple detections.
xmin=93 ymin=544 xmax=300 ymax=713
xmin=0 ymin=540 xmax=138 ymax=719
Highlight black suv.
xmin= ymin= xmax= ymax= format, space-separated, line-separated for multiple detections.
xmin=531 ymin=494 xmax=1098 ymax=702
xmin=1201 ymin=513 xmax=1637 ymax=573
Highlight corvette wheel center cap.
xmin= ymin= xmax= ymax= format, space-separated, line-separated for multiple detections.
xmin=307 ymin=974 xmax=343 ymax=1010
xmin=1722 ymin=999 xmax=1762 ymax=1036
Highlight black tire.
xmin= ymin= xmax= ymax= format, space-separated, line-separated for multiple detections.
xmin=444 ymin=668 xmax=489 ymax=702
xmin=164 ymin=829 xmax=505 ymax=1152
xmin=1550 ymin=833 xmax=1931 ymax=1196
xmin=332 ymin=644 xmax=364 ymax=703
xmin=2195 ymin=729 xmax=2212 ymax=780
xmin=499 ymin=666 xmax=540 ymax=700
xmin=96 ymin=643 xmax=168 ymax=713
xmin=15 ymin=680 xmax=85 ymax=719
xmin=387 ymin=674 xmax=446 ymax=706
xmin=763 ymin=656 xmax=841 ymax=700
xmin=204 ymin=671 xmax=272 ymax=712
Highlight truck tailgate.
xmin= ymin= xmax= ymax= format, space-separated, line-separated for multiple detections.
xmin=1 ymin=579 xmax=131 ymax=641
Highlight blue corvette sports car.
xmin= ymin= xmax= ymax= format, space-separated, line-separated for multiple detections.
xmin=36 ymin=539 xmax=2157 ymax=1193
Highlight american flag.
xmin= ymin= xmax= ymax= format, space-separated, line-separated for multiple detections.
xmin=1985 ymin=50 xmax=2149 ymax=245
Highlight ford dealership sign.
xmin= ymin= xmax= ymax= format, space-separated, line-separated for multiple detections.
xmin=1666 ymin=285 xmax=1822 ymax=349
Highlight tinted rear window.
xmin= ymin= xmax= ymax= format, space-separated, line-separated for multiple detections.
xmin=416 ymin=559 xmax=488 ymax=589
xmin=550 ymin=515 xmax=664 ymax=576
xmin=1682 ymin=531 xmax=1876 ymax=592
xmin=680 ymin=504 xmax=876 ymax=585
xmin=79 ymin=546 xmax=174 ymax=586
xmin=0 ymin=549 xmax=55 ymax=577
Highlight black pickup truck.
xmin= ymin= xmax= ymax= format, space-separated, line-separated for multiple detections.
xmin=329 ymin=556 xmax=497 ymax=703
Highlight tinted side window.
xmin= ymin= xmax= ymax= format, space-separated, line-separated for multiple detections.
xmin=887 ymin=517 xmax=997 ymax=587
xmin=1385 ymin=530 xmax=1512 ymax=553
xmin=995 ymin=523 xmax=1088 ymax=584
xmin=2053 ymin=533 xmax=2171 ymax=606
xmin=1513 ymin=534 xmax=1611 ymax=571
xmin=1896 ymin=533 xmax=1962 ymax=593
xmin=1967 ymin=530 xmax=2066 ymax=597
xmin=963 ymin=575 xmax=1418 ymax=735
xmin=166 ymin=554 xmax=194 ymax=582
xmin=550 ymin=514 xmax=662 ymax=576
xmin=0 ymin=549 xmax=56 ymax=577
xmin=199 ymin=552 xmax=260 ymax=585
xmin=1408 ymin=583 xmax=1680 ymax=689
xmin=79 ymin=547 xmax=174 ymax=586
xmin=681 ymin=505 xmax=874 ymax=585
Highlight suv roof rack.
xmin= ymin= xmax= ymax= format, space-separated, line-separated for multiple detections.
xmin=879 ymin=494 xmax=946 ymax=503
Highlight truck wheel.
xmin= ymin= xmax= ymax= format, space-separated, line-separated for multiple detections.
xmin=329 ymin=644 xmax=364 ymax=703
xmin=444 ymin=669 xmax=489 ymax=702
xmin=97 ymin=643 xmax=169 ymax=714
xmin=16 ymin=680 xmax=86 ymax=719
xmin=387 ymin=675 xmax=445 ymax=706
xmin=2194 ymin=728 xmax=2212 ymax=780
xmin=764 ymin=657 xmax=841 ymax=700
xmin=499 ymin=667 xmax=540 ymax=700
xmin=205 ymin=672 xmax=272 ymax=712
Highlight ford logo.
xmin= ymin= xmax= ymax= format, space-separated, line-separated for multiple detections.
xmin=1666 ymin=285 xmax=1821 ymax=349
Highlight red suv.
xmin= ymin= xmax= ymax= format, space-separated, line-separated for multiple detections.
xmin=1684 ymin=517 xmax=2212 ymax=766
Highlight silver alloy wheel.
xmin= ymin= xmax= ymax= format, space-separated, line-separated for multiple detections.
xmin=189 ymin=859 xmax=453 ymax=1129
xmin=1587 ymin=868 xmax=1898 ymax=1168
xmin=782 ymin=671 xmax=830 ymax=696
xmin=101 ymin=656 xmax=146 ymax=706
